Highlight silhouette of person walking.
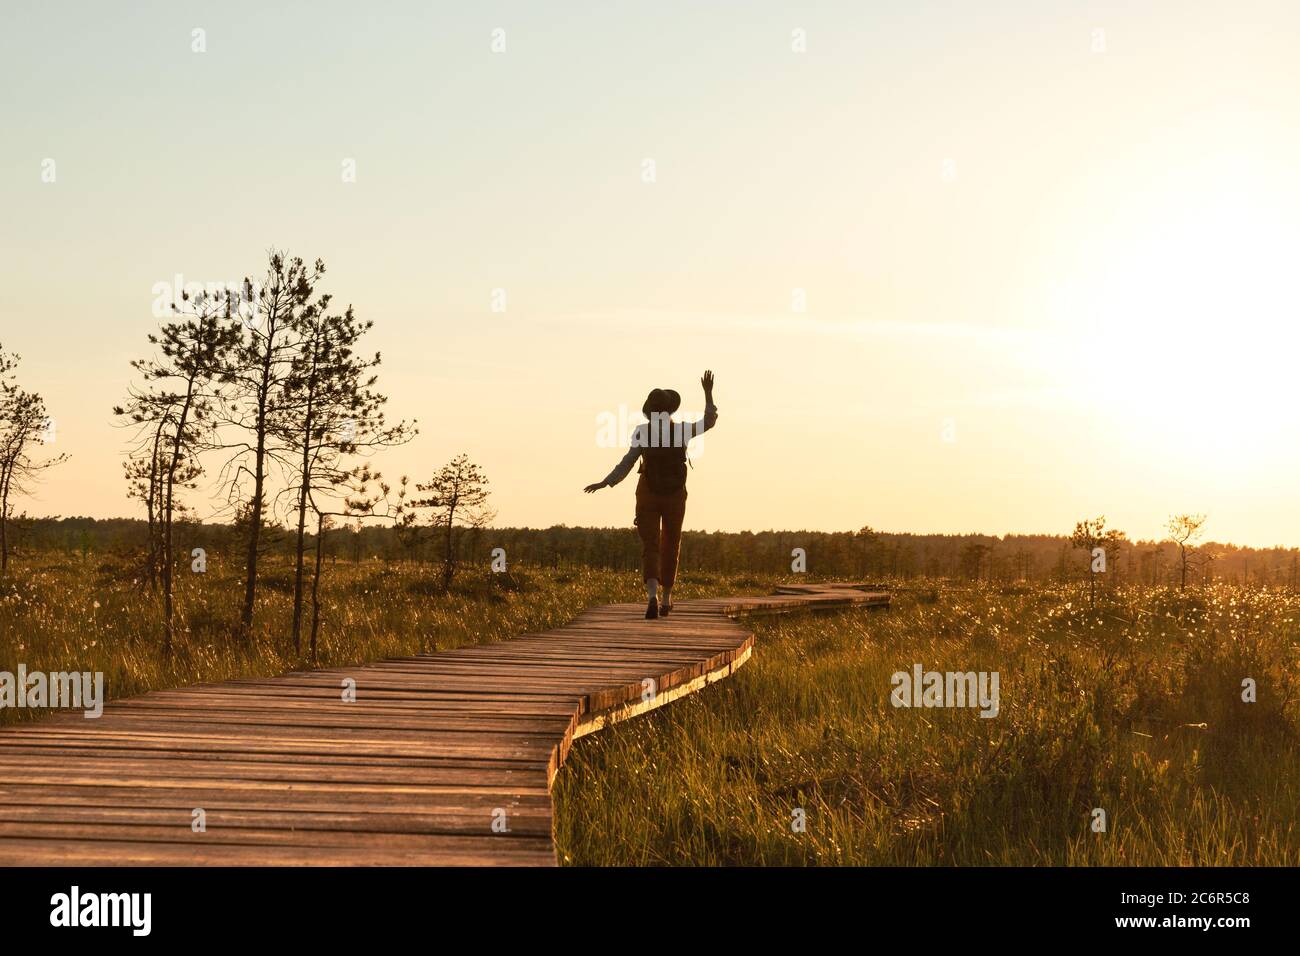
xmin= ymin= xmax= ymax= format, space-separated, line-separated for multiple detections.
xmin=585 ymin=371 xmax=718 ymax=618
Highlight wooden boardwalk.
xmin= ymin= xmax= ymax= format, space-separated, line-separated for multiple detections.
xmin=0 ymin=583 xmax=886 ymax=866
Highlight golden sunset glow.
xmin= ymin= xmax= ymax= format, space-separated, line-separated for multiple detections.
xmin=3 ymin=2 xmax=1298 ymax=545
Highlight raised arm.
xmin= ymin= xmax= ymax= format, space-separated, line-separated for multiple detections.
xmin=683 ymin=369 xmax=718 ymax=438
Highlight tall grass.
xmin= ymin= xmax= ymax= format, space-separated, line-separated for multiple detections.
xmin=9 ymin=558 xmax=1295 ymax=865
xmin=553 ymin=582 xmax=1300 ymax=865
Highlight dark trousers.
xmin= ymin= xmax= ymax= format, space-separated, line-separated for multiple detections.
xmin=634 ymin=477 xmax=687 ymax=589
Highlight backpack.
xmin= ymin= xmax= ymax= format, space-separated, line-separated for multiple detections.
xmin=639 ymin=424 xmax=689 ymax=494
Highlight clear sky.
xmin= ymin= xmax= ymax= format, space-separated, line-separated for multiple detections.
xmin=3 ymin=1 xmax=1298 ymax=546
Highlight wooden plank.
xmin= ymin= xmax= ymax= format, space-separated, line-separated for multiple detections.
xmin=0 ymin=836 xmax=557 ymax=867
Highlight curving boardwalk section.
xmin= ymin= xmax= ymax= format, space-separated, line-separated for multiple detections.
xmin=0 ymin=583 xmax=886 ymax=866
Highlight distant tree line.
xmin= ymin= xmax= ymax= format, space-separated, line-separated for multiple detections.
xmin=12 ymin=516 xmax=1300 ymax=591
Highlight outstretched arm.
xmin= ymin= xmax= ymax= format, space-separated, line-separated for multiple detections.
xmin=584 ymin=431 xmax=644 ymax=493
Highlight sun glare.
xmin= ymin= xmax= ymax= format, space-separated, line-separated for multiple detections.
xmin=1052 ymin=170 xmax=1300 ymax=469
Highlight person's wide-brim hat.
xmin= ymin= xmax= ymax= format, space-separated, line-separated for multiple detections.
xmin=642 ymin=388 xmax=681 ymax=417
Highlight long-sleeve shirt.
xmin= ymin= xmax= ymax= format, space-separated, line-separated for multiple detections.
xmin=603 ymin=398 xmax=719 ymax=487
